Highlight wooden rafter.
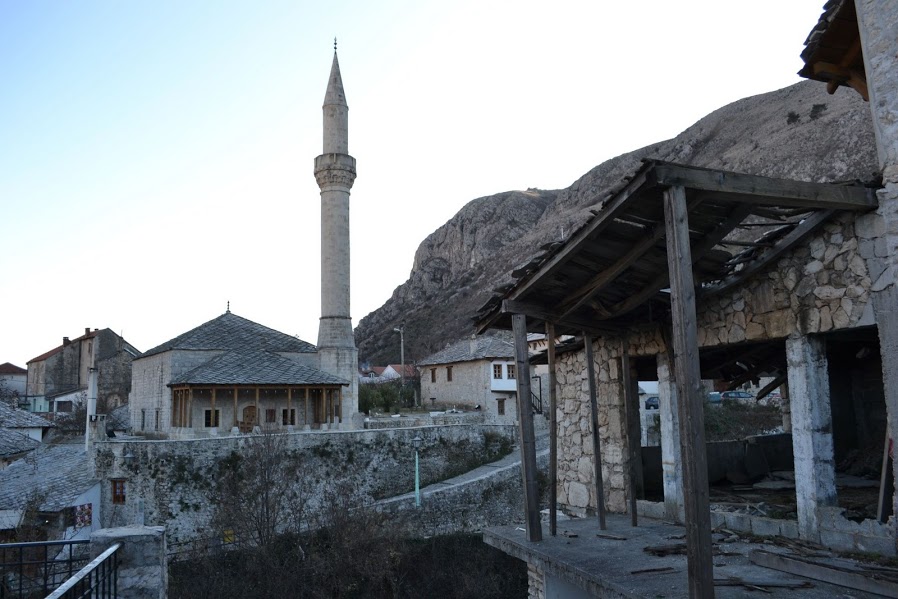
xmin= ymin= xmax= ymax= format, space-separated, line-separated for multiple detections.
xmin=701 ymin=209 xmax=836 ymax=297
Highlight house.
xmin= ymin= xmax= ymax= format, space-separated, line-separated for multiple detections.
xmin=0 ymin=402 xmax=54 ymax=441
xmin=0 ymin=428 xmax=40 ymax=469
xmin=0 ymin=443 xmax=100 ymax=542
xmin=418 ymin=336 xmax=520 ymax=421
xmin=128 ymin=311 xmax=350 ymax=437
xmin=0 ymin=363 xmax=27 ymax=404
xmin=25 ymin=328 xmax=140 ymax=414
xmin=380 ymin=364 xmax=417 ymax=382
xmin=477 ymin=2 xmax=898 ymax=593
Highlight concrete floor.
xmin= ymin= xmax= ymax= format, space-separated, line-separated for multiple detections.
xmin=484 ymin=513 xmax=891 ymax=598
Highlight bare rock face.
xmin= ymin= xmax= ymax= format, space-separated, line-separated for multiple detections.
xmin=355 ymin=80 xmax=878 ymax=364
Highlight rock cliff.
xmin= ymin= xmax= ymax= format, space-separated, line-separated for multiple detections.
xmin=355 ymin=80 xmax=878 ymax=364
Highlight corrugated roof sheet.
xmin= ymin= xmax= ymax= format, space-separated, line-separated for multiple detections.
xmin=418 ymin=336 xmax=515 ymax=366
xmin=0 ymin=444 xmax=97 ymax=513
xmin=141 ymin=312 xmax=316 ymax=358
xmin=170 ymin=350 xmax=348 ymax=386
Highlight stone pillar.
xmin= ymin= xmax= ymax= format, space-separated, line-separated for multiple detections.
xmin=90 ymin=526 xmax=167 ymax=599
xmin=856 ymin=1 xmax=898 ymax=547
xmin=656 ymin=351 xmax=684 ymax=522
xmin=786 ymin=334 xmax=836 ymax=541
xmin=527 ymin=562 xmax=545 ymax=599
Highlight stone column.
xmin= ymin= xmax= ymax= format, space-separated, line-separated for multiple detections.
xmin=90 ymin=526 xmax=167 ymax=599
xmin=856 ymin=0 xmax=898 ymax=544
xmin=786 ymin=334 xmax=836 ymax=541
xmin=656 ymin=351 xmax=684 ymax=522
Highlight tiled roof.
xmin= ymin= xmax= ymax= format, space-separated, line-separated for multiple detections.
xmin=0 ymin=444 xmax=97 ymax=512
xmin=386 ymin=364 xmax=417 ymax=378
xmin=141 ymin=312 xmax=316 ymax=358
xmin=0 ymin=403 xmax=54 ymax=429
xmin=0 ymin=428 xmax=40 ymax=458
xmin=0 ymin=363 xmax=26 ymax=375
xmin=418 ymin=336 xmax=515 ymax=366
xmin=170 ymin=350 xmax=348 ymax=386
xmin=27 ymin=330 xmax=99 ymax=364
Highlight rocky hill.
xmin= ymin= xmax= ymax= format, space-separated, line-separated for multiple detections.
xmin=355 ymin=80 xmax=879 ymax=365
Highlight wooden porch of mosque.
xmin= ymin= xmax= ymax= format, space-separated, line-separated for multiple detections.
xmin=170 ymin=385 xmax=344 ymax=432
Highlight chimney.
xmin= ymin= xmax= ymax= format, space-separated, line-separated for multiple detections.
xmin=63 ymin=337 xmax=71 ymax=346
xmin=85 ymin=327 xmax=91 ymax=336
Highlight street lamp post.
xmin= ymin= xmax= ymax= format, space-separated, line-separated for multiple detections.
xmin=393 ymin=325 xmax=405 ymax=388
xmin=413 ymin=434 xmax=422 ymax=507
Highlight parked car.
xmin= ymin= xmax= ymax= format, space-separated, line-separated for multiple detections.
xmin=644 ymin=396 xmax=659 ymax=410
xmin=721 ymin=390 xmax=753 ymax=401
xmin=707 ymin=392 xmax=722 ymax=404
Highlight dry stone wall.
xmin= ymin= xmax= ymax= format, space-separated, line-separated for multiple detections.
xmin=93 ymin=425 xmax=516 ymax=544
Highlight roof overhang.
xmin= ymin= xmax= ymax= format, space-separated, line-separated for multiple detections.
xmin=799 ymin=0 xmax=868 ymax=100
xmin=475 ymin=160 xmax=876 ymax=337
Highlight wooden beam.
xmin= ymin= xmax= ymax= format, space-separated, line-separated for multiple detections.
xmin=501 ymin=299 xmax=624 ymax=334
xmin=584 ymin=333 xmax=607 ymax=530
xmin=512 ymin=314 xmax=542 ymax=542
xmin=606 ymin=203 xmax=753 ymax=319
xmin=749 ymin=550 xmax=898 ymax=597
xmin=558 ymin=225 xmax=665 ymax=319
xmin=509 ymin=165 xmax=657 ymax=300
xmin=664 ymin=185 xmax=714 ymax=597
xmin=546 ymin=321 xmax=558 ymax=537
xmin=621 ymin=352 xmax=643 ymax=526
xmin=702 ymin=209 xmax=836 ymax=297
xmin=755 ymin=373 xmax=787 ymax=401
xmin=653 ymin=163 xmax=875 ymax=210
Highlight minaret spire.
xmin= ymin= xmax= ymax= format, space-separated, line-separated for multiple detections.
xmin=314 ymin=44 xmax=358 ymax=429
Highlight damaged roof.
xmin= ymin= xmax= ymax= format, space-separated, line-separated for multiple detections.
xmin=799 ymin=0 xmax=867 ymax=100
xmin=475 ymin=160 xmax=876 ymax=336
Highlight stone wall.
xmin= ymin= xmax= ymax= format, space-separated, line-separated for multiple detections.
xmin=92 ymin=424 xmax=516 ymax=544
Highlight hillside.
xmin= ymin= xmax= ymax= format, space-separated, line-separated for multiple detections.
xmin=354 ymin=80 xmax=878 ymax=365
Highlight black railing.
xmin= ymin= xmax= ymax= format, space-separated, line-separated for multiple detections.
xmin=530 ymin=375 xmax=543 ymax=414
xmin=44 ymin=543 xmax=119 ymax=599
xmin=0 ymin=539 xmax=89 ymax=599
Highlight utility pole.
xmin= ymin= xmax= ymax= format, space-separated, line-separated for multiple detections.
xmin=394 ymin=325 xmax=405 ymax=387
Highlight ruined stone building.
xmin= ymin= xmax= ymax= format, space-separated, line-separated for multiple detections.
xmin=25 ymin=328 xmax=140 ymax=414
xmin=127 ymin=49 xmax=360 ymax=436
xmin=477 ymin=1 xmax=898 ymax=595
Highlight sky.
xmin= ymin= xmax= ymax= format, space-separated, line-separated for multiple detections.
xmin=1 ymin=0 xmax=828 ymax=367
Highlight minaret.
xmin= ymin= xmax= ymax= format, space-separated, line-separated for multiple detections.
xmin=314 ymin=45 xmax=358 ymax=427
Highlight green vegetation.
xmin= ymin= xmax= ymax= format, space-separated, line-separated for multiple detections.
xmin=703 ymin=400 xmax=782 ymax=442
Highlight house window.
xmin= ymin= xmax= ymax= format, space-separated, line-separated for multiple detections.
xmin=141 ymin=409 xmax=146 ymax=430
xmin=282 ymin=408 xmax=296 ymax=426
xmin=430 ymin=369 xmax=436 ymax=383
xmin=507 ymin=364 xmax=516 ymax=379
xmin=265 ymin=409 xmax=276 ymax=423
xmin=57 ymin=400 xmax=72 ymax=413
xmin=111 ymin=479 xmax=126 ymax=504
xmin=446 ymin=366 xmax=453 ymax=382
xmin=493 ymin=364 xmax=502 ymax=379
xmin=155 ymin=410 xmax=160 ymax=431
xmin=204 ymin=409 xmax=220 ymax=428
xmin=497 ymin=398 xmax=505 ymax=416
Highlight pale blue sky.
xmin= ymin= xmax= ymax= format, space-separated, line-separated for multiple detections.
xmin=1 ymin=1 xmax=827 ymax=366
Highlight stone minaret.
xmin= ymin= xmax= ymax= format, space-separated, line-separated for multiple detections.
xmin=314 ymin=48 xmax=358 ymax=427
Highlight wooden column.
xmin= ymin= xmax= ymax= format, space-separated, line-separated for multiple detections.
xmin=512 ymin=314 xmax=542 ymax=542
xmin=254 ymin=388 xmax=260 ymax=430
xmin=288 ymin=388 xmax=293 ymax=426
xmin=304 ymin=388 xmax=309 ymax=426
xmin=584 ymin=334 xmax=606 ymax=530
xmin=622 ymin=351 xmax=644 ymax=526
xmin=664 ymin=184 xmax=714 ymax=598
xmin=546 ymin=321 xmax=558 ymax=536
xmin=188 ymin=388 xmax=193 ymax=428
xmin=233 ymin=389 xmax=238 ymax=428
xmin=337 ymin=388 xmax=343 ymax=422
xmin=211 ymin=388 xmax=217 ymax=427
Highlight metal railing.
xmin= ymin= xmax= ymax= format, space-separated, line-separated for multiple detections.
xmin=45 ymin=543 xmax=120 ymax=599
xmin=0 ymin=539 xmax=89 ymax=599
xmin=530 ymin=375 xmax=543 ymax=414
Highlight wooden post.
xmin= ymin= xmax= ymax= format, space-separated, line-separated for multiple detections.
xmin=288 ymin=388 xmax=293 ymax=426
xmin=664 ymin=184 xmax=714 ymax=598
xmin=254 ymin=388 xmax=260 ymax=429
xmin=546 ymin=321 xmax=558 ymax=536
xmin=188 ymin=388 xmax=193 ymax=428
xmin=233 ymin=388 xmax=238 ymax=428
xmin=210 ymin=388 xmax=217 ymax=427
xmin=512 ymin=314 xmax=542 ymax=542
xmin=304 ymin=388 xmax=309 ymax=426
xmin=622 ymin=351 xmax=644 ymax=526
xmin=584 ymin=334 xmax=607 ymax=530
